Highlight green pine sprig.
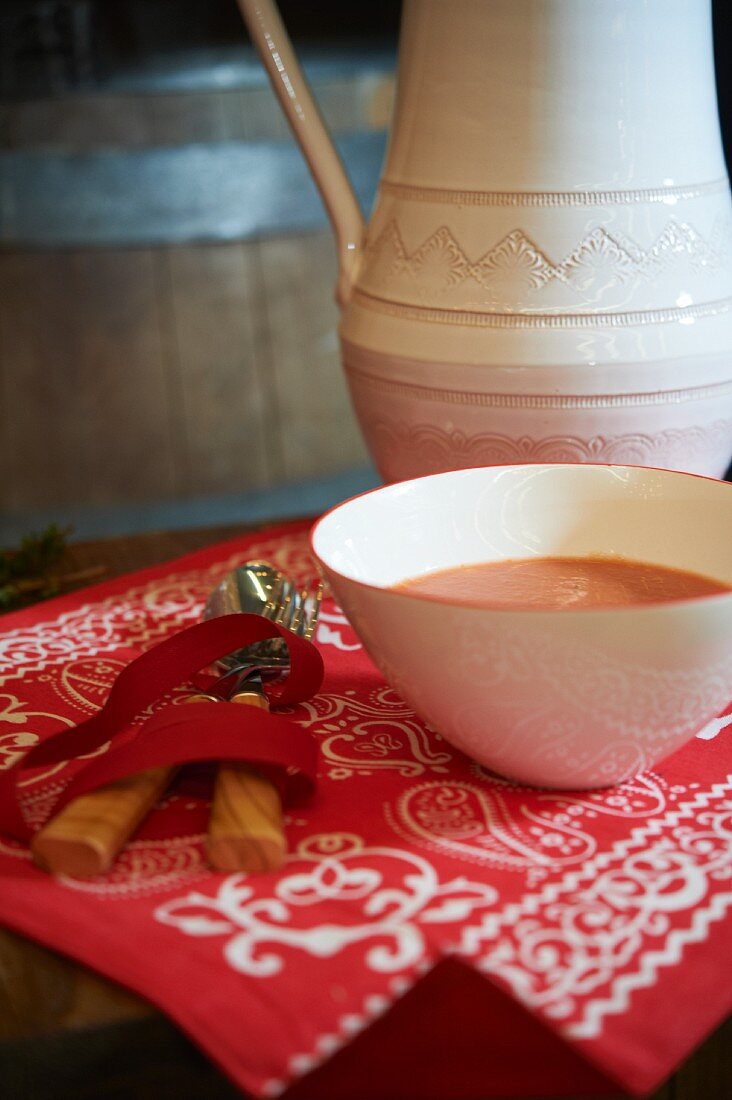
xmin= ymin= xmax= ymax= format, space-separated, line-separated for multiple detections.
xmin=0 ymin=525 xmax=105 ymax=610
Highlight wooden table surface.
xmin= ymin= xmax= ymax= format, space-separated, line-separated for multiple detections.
xmin=0 ymin=525 xmax=729 ymax=1100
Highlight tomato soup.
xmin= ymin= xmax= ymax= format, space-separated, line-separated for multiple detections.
xmin=393 ymin=556 xmax=730 ymax=610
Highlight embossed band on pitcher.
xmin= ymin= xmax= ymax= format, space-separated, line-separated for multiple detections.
xmin=352 ymin=289 xmax=732 ymax=330
xmin=362 ymin=418 xmax=732 ymax=472
xmin=342 ymin=343 xmax=732 ymax=480
xmin=380 ymin=178 xmax=730 ymax=207
xmin=344 ymin=362 xmax=732 ymax=410
xmin=356 ymin=217 xmax=732 ymax=318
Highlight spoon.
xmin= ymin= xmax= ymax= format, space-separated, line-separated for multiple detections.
xmin=204 ymin=560 xmax=322 ymax=676
xmin=203 ymin=561 xmax=322 ymax=872
xmin=32 ymin=561 xmax=321 ymax=878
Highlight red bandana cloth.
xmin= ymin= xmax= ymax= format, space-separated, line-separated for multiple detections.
xmin=0 ymin=521 xmax=730 ymax=1099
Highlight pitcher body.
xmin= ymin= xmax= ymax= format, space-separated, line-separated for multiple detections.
xmin=242 ymin=0 xmax=732 ymax=479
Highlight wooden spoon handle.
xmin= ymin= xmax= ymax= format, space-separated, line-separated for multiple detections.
xmin=206 ymin=689 xmax=286 ymax=873
xmin=31 ymin=765 xmax=178 ymax=878
xmin=30 ymin=692 xmax=216 ymax=878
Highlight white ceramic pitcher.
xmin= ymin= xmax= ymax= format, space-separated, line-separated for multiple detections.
xmin=238 ymin=0 xmax=732 ymax=480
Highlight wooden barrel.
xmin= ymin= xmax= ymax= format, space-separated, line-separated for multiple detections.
xmin=0 ymin=45 xmax=392 ymax=538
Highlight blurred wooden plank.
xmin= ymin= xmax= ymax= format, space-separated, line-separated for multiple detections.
xmin=68 ymin=249 xmax=181 ymax=505
xmin=0 ymin=249 xmax=180 ymax=512
xmin=1 ymin=76 xmax=394 ymax=151
xmin=3 ymin=94 xmax=154 ymax=150
xmin=256 ymin=232 xmax=368 ymax=483
xmin=158 ymin=242 xmax=276 ymax=496
xmin=0 ymin=251 xmax=87 ymax=510
xmin=0 ymin=255 xmax=9 ymax=508
xmin=0 ymin=133 xmax=386 ymax=247
xmin=217 ymin=88 xmax=252 ymax=142
xmin=147 ymin=92 xmax=229 ymax=145
xmin=0 ymin=235 xmax=371 ymax=518
xmin=237 ymin=85 xmax=291 ymax=141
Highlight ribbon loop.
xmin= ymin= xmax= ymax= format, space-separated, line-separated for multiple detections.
xmin=0 ymin=614 xmax=324 ymax=842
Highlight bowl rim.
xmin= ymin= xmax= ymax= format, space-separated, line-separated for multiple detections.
xmin=309 ymin=462 xmax=732 ymax=615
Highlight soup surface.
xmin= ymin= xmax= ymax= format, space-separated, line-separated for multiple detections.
xmin=393 ymin=556 xmax=730 ymax=609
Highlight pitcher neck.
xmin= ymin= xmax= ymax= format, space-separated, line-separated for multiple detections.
xmin=384 ymin=0 xmax=727 ymax=193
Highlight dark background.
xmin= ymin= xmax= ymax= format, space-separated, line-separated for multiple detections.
xmin=1 ymin=0 xmax=730 ymax=177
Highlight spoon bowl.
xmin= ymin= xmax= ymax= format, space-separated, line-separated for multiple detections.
xmin=204 ymin=560 xmax=322 ymax=680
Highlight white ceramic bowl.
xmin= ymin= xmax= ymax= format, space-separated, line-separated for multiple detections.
xmin=311 ymin=465 xmax=732 ymax=788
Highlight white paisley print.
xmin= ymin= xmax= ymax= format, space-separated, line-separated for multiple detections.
xmin=155 ymin=833 xmax=497 ymax=977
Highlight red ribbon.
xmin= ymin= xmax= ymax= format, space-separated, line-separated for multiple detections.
xmin=0 ymin=614 xmax=324 ymax=843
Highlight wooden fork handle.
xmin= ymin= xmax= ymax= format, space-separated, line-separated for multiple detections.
xmin=30 ymin=693 xmax=216 ymax=878
xmin=206 ymin=690 xmax=286 ymax=873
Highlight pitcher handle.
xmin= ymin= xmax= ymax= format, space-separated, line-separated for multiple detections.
xmin=237 ymin=0 xmax=366 ymax=306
